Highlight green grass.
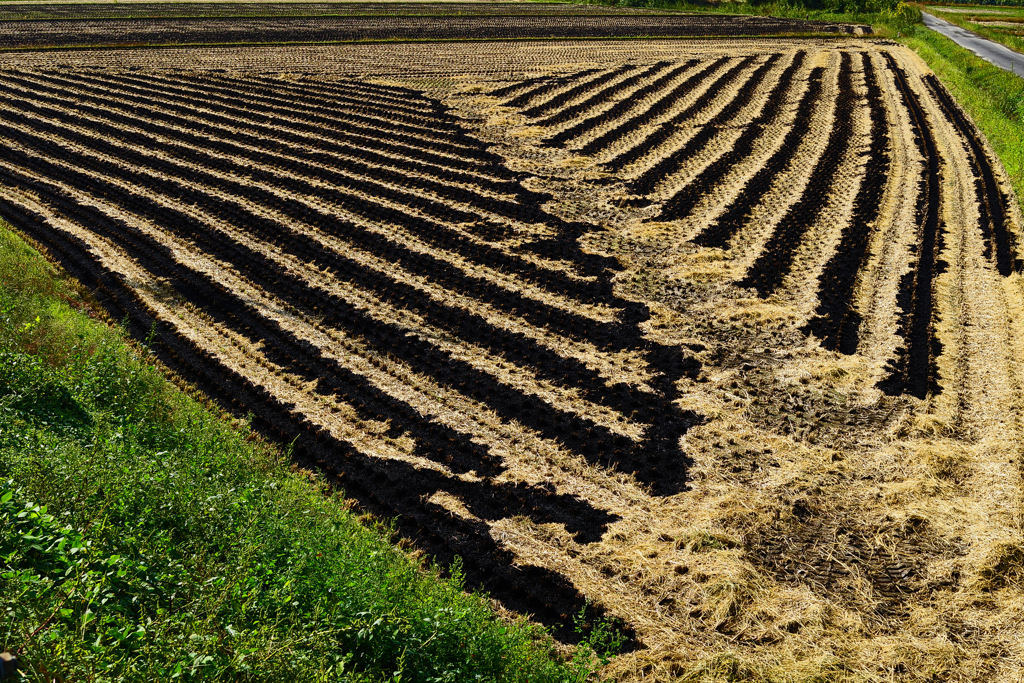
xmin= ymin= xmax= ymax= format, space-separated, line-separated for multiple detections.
xmin=0 ymin=226 xmax=606 ymax=682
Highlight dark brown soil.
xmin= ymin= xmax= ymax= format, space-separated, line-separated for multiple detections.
xmin=0 ymin=2 xmax=683 ymax=21
xmin=0 ymin=14 xmax=869 ymax=49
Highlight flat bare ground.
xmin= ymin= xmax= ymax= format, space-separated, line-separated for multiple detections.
xmin=2 ymin=35 xmax=1024 ymax=682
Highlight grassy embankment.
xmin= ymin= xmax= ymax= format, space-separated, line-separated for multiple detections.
xmin=0 ymin=226 xmax=606 ymax=681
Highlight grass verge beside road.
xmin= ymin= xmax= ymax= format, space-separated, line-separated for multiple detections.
xmin=0 ymin=226 xmax=601 ymax=682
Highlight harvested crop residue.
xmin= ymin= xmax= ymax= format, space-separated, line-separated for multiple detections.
xmin=1 ymin=37 xmax=1023 ymax=682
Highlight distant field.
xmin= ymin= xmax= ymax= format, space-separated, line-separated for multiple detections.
xmin=0 ymin=12 xmax=868 ymax=48
xmin=929 ymin=5 xmax=1024 ymax=12
xmin=928 ymin=5 xmax=1024 ymax=19
xmin=0 ymin=1 xmax=682 ymax=20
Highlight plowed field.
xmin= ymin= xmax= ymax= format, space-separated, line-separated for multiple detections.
xmin=0 ymin=2 xmax=684 ymax=20
xmin=3 ymin=36 xmax=1024 ymax=682
xmin=0 ymin=13 xmax=867 ymax=49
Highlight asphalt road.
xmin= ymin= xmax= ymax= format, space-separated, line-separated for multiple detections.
xmin=923 ymin=11 xmax=1024 ymax=76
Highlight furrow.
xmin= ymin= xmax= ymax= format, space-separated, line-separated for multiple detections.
xmin=1 ymin=93 xmax=618 ymax=325
xmin=0 ymin=178 xmax=512 ymax=480
xmin=803 ymin=52 xmax=891 ymax=354
xmin=691 ymin=61 xmax=827 ymax=249
xmin=487 ymin=74 xmax=553 ymax=100
xmin=738 ymin=52 xmax=857 ymax=296
xmin=0 ymin=108 xmax=701 ymax=493
xmin=0 ymin=122 xmax=665 ymax=420
xmin=33 ymin=69 xmax=495 ymax=170
xmin=258 ymin=76 xmax=445 ymax=111
xmin=542 ymin=60 xmax=697 ymax=147
xmin=0 ymin=143 xmax=654 ymax=478
xmin=579 ymin=57 xmax=729 ymax=157
xmin=30 ymin=70 xmax=487 ymax=174
xmin=502 ymin=68 xmax=601 ymax=108
xmin=10 ymin=72 xmax=591 ymax=282
xmin=6 ymin=73 xmax=556 ymax=258
xmin=628 ymin=53 xmax=781 ymax=198
xmin=30 ymin=71 xmax=526 ymax=221
xmin=877 ymin=54 xmax=946 ymax=399
xmin=236 ymin=74 xmax=447 ymax=117
xmin=603 ymin=56 xmax=755 ymax=174
xmin=129 ymin=70 xmax=496 ymax=162
xmin=533 ymin=63 xmax=668 ymax=126
xmin=522 ymin=65 xmax=639 ymax=119
xmin=21 ymin=165 xmax=644 ymax=441
xmin=0 ymin=162 xmax=624 ymax=641
xmin=107 ymin=69 xmax=476 ymax=142
xmin=657 ymin=50 xmax=805 ymax=222
xmin=142 ymin=73 xmax=520 ymax=192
